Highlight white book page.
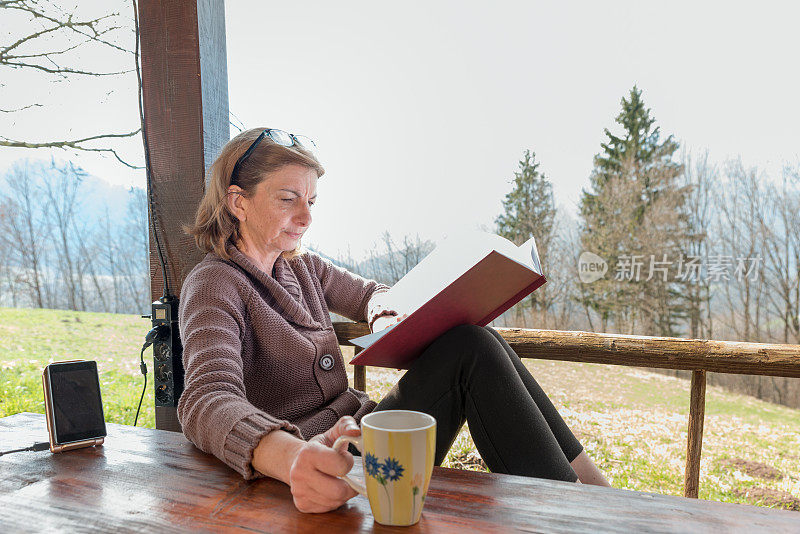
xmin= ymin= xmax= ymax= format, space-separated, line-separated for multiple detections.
xmin=477 ymin=233 xmax=540 ymax=272
xmin=350 ymin=230 xmax=543 ymax=349
xmin=381 ymin=230 xmax=540 ymax=315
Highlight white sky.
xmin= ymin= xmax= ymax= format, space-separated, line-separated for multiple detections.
xmin=1 ymin=1 xmax=799 ymax=260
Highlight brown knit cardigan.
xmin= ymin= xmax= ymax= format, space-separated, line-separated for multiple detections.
xmin=177 ymin=244 xmax=391 ymax=479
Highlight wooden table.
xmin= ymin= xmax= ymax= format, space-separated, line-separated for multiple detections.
xmin=1 ymin=413 xmax=796 ymax=533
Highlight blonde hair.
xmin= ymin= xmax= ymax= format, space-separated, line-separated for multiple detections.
xmin=187 ymin=128 xmax=325 ymax=260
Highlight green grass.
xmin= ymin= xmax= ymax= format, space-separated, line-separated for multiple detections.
xmin=2 ymin=307 xmax=799 ymax=512
xmin=0 ymin=307 xmax=155 ymax=428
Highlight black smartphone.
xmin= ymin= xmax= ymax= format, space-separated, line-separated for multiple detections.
xmin=42 ymin=360 xmax=106 ymax=453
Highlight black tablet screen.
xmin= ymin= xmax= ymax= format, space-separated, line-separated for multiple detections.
xmin=49 ymin=361 xmax=106 ymax=443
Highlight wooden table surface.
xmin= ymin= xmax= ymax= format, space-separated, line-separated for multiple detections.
xmin=0 ymin=412 xmax=796 ymax=533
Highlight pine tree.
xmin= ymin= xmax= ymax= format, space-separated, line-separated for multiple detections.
xmin=496 ymin=150 xmax=556 ymax=324
xmin=579 ymin=86 xmax=686 ymax=336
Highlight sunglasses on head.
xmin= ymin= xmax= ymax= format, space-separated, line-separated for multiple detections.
xmin=230 ymin=128 xmax=317 ymax=186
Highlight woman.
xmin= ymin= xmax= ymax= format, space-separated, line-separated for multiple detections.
xmin=178 ymin=127 xmax=609 ymax=514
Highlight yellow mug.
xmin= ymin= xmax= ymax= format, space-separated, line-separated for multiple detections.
xmin=333 ymin=410 xmax=436 ymax=526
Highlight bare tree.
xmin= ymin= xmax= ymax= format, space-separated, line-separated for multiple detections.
xmin=114 ymin=187 xmax=150 ymax=313
xmin=545 ymin=212 xmax=585 ymax=330
xmin=399 ymin=234 xmax=433 ymax=275
xmin=339 ymin=232 xmax=434 ymax=287
xmin=715 ymin=159 xmax=769 ymax=342
xmin=0 ymin=158 xmax=150 ymax=313
xmin=380 ymin=231 xmax=402 ymax=284
xmin=101 ymin=208 xmax=122 ymax=313
xmin=74 ymin=217 xmax=107 ymax=312
xmin=0 ymin=0 xmax=140 ymax=167
xmin=0 ymin=199 xmax=18 ymax=306
xmin=760 ymin=164 xmax=800 ymax=343
xmin=0 ymin=162 xmax=50 ymax=307
xmin=678 ymin=150 xmax=717 ymax=338
xmin=40 ymin=160 xmax=85 ymax=310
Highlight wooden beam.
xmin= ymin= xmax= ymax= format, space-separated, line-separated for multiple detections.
xmin=353 ymin=348 xmax=366 ymax=393
xmin=333 ymin=323 xmax=800 ymax=377
xmin=139 ymin=0 xmax=229 ymax=431
xmin=684 ymin=370 xmax=707 ymax=498
xmin=139 ymin=0 xmax=229 ymax=300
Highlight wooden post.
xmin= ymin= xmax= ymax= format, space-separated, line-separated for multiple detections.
xmin=354 ymin=347 xmax=366 ymax=392
xmin=684 ymin=370 xmax=707 ymax=498
xmin=138 ymin=0 xmax=229 ymax=431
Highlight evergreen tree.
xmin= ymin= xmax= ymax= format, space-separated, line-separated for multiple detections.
xmin=579 ymin=86 xmax=686 ymax=336
xmin=496 ymin=150 xmax=556 ymax=323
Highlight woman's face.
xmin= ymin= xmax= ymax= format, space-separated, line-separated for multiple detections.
xmin=231 ymin=164 xmax=318 ymax=257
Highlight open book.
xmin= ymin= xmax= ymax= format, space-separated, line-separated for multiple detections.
xmin=349 ymin=231 xmax=546 ymax=369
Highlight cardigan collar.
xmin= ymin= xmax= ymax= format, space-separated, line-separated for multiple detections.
xmin=225 ymin=243 xmax=323 ymax=329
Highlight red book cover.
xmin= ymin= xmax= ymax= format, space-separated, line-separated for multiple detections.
xmin=349 ymin=235 xmax=546 ymax=369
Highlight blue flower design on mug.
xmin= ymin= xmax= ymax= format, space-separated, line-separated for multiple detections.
xmin=364 ymin=454 xmax=405 ymax=484
xmin=380 ymin=457 xmax=404 ymax=481
xmin=364 ymin=454 xmax=407 ymax=524
xmin=365 ymin=452 xmax=380 ymax=477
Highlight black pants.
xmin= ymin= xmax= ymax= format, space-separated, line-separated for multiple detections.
xmin=371 ymin=324 xmax=582 ymax=482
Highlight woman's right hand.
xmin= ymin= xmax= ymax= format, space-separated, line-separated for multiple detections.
xmin=287 ymin=416 xmax=361 ymax=513
xmin=372 ymin=313 xmax=408 ymax=333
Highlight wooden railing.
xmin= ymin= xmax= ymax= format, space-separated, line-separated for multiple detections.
xmin=333 ymin=322 xmax=800 ymax=499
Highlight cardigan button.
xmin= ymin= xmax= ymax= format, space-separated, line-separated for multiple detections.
xmin=319 ymin=354 xmax=335 ymax=371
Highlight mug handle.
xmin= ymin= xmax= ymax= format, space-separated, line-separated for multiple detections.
xmin=332 ymin=435 xmax=367 ymax=496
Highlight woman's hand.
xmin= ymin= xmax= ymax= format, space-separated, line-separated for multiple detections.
xmin=288 ymin=416 xmax=362 ymax=513
xmin=372 ymin=313 xmax=409 ymax=333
